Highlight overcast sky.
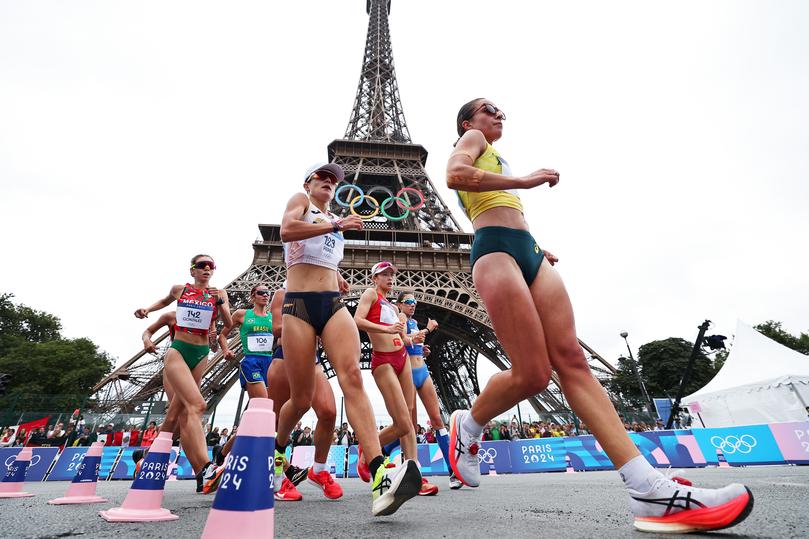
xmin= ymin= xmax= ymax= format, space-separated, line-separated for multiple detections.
xmin=2 ymin=1 xmax=807 ymax=429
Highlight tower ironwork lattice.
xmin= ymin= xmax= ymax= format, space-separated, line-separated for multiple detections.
xmin=90 ymin=0 xmax=617 ymax=421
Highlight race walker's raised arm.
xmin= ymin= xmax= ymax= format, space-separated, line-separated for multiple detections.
xmin=134 ymin=285 xmax=184 ymax=319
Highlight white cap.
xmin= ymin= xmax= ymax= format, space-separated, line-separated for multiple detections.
xmin=370 ymin=261 xmax=397 ymax=275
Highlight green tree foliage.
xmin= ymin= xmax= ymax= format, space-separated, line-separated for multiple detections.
xmin=712 ymin=349 xmax=729 ymax=372
xmin=754 ymin=320 xmax=809 ymax=355
xmin=606 ymin=356 xmax=647 ymax=409
xmin=638 ymin=338 xmax=717 ymax=398
xmin=607 ymin=338 xmax=720 ymax=408
xmin=0 ymin=293 xmax=113 ymax=406
xmin=0 ymin=293 xmax=61 ymax=356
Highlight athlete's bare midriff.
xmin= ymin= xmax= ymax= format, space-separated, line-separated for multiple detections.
xmin=286 ymin=263 xmax=339 ymax=292
xmin=472 ymin=205 xmax=530 ymax=231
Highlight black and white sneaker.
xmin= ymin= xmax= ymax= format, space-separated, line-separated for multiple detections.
xmin=285 ymin=464 xmax=309 ymax=487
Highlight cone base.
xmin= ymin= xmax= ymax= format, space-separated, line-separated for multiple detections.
xmin=49 ymin=495 xmax=108 ymax=505
xmin=0 ymin=491 xmax=34 ymax=498
xmin=202 ymin=508 xmax=274 ymax=539
xmin=99 ymin=506 xmax=179 ymax=522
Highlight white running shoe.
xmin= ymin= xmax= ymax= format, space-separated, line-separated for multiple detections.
xmin=628 ymin=474 xmax=754 ymax=533
xmin=448 ymin=410 xmax=481 ymax=488
xmin=449 ymin=472 xmax=462 ymax=490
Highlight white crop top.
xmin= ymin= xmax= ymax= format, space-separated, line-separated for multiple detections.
xmin=284 ymin=199 xmax=345 ymax=271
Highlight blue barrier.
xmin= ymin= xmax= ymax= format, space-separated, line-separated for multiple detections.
xmin=16 ymin=422 xmax=809 ymax=480
xmin=419 ymin=443 xmax=448 ymax=476
xmin=691 ymin=424 xmax=785 ymax=466
xmin=327 ymin=446 xmax=347 ymax=477
xmin=346 ymin=445 xmax=359 ymax=478
xmin=0 ymin=447 xmax=59 ymax=481
xmin=47 ymin=447 xmax=90 ymax=481
xmin=109 ymin=446 xmax=143 ymax=479
xmin=562 ymin=435 xmax=611 ymax=471
xmin=479 ymin=440 xmax=512 ymax=475
xmin=510 ymin=439 xmax=567 ymax=473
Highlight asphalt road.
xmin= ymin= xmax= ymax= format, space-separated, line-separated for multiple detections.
xmin=1 ymin=466 xmax=807 ymax=538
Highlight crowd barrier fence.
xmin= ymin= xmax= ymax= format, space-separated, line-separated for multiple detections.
xmin=3 ymin=421 xmax=807 ymax=480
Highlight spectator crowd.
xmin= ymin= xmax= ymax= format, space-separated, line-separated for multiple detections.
xmin=1 ymin=413 xmax=676 ymax=451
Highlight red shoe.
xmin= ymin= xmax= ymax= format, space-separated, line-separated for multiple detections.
xmin=274 ymin=477 xmax=302 ymax=501
xmin=307 ymin=467 xmax=344 ymax=499
xmin=419 ymin=477 xmax=439 ymax=496
xmin=356 ymin=445 xmax=371 ymax=483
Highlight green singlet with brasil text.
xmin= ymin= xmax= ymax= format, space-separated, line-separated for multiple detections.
xmin=239 ymin=308 xmax=274 ymax=356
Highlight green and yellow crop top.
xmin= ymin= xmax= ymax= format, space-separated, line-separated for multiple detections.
xmin=456 ymin=144 xmax=523 ymax=221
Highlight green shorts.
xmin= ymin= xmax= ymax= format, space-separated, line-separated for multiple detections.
xmin=170 ymin=340 xmax=210 ymax=370
xmin=470 ymin=226 xmax=544 ymax=285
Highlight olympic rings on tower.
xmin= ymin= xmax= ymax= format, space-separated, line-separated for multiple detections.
xmin=349 ymin=195 xmax=380 ymax=219
xmin=334 ymin=183 xmax=425 ymax=221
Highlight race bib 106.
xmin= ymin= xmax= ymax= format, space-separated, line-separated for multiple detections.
xmin=247 ymin=332 xmax=274 ymax=353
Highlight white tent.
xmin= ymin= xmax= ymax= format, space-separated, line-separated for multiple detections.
xmin=682 ymin=320 xmax=809 ymax=428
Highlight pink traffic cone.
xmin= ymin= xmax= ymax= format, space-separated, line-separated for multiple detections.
xmin=0 ymin=446 xmax=35 ymax=498
xmin=49 ymin=441 xmax=108 ymax=504
xmin=202 ymin=398 xmax=275 ymax=539
xmin=99 ymin=431 xmax=178 ymax=522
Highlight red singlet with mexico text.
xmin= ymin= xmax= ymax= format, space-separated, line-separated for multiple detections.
xmin=175 ymin=285 xmax=218 ymax=337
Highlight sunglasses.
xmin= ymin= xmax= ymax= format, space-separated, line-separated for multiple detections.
xmin=191 ymin=261 xmax=216 ymax=270
xmin=471 ymin=103 xmax=506 ymax=120
xmin=307 ymin=171 xmax=339 ymax=184
xmin=402 ymin=299 xmax=417 ymax=305
xmin=254 ymin=290 xmax=270 ymax=297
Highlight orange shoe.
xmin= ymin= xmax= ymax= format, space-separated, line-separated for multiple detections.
xmin=202 ymin=463 xmax=225 ymax=495
xmin=274 ymin=477 xmax=302 ymax=501
xmin=418 ymin=477 xmax=439 ymax=496
xmin=307 ymin=467 xmax=344 ymax=499
xmin=356 ymin=445 xmax=371 ymax=483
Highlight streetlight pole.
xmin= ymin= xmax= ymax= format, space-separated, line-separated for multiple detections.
xmin=620 ymin=332 xmax=656 ymax=422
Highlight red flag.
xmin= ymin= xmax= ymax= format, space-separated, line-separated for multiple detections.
xmin=17 ymin=416 xmax=49 ymax=444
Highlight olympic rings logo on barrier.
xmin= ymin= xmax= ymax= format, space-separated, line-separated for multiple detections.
xmin=4 ymin=454 xmax=41 ymax=467
xmin=710 ymin=434 xmax=757 ymax=455
xmin=334 ymin=183 xmax=425 ymax=221
xmin=477 ymin=447 xmax=498 ymax=464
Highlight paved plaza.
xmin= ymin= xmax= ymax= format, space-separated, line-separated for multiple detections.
xmin=1 ymin=466 xmax=807 ymax=538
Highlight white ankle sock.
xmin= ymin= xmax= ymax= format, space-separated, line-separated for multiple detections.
xmin=619 ymin=455 xmax=663 ymax=492
xmin=461 ymin=413 xmax=484 ymax=438
xmin=438 ymin=428 xmax=448 ymax=436
xmin=312 ymin=461 xmax=327 ymax=474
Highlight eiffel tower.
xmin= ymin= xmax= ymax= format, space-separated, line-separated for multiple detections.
xmin=91 ymin=0 xmax=617 ymax=419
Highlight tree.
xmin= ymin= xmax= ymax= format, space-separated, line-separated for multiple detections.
xmin=0 ymin=293 xmax=61 ymax=356
xmin=607 ymin=337 xmax=721 ymax=411
xmin=0 ymin=293 xmax=113 ymax=408
xmin=754 ymin=321 xmax=809 ymax=355
xmin=606 ymin=357 xmax=647 ymax=410
xmin=638 ymin=338 xmax=717 ymax=399
xmin=712 ymin=348 xmax=729 ymax=372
